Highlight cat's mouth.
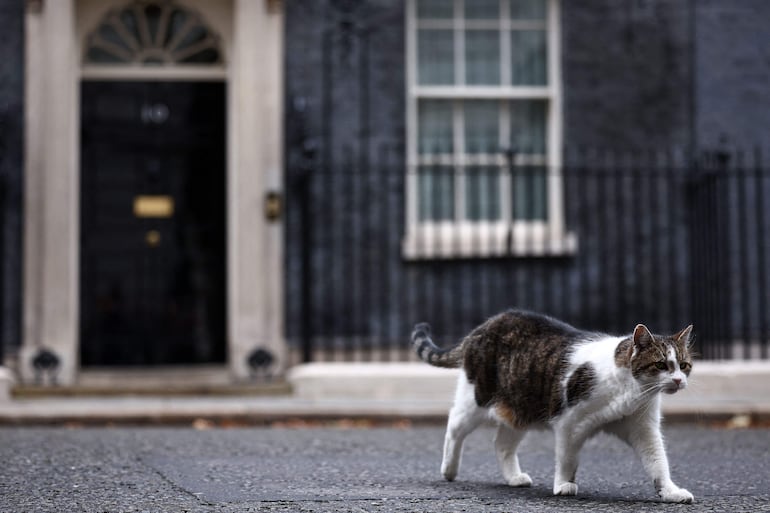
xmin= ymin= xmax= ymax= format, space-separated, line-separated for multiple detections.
xmin=663 ymin=383 xmax=685 ymax=394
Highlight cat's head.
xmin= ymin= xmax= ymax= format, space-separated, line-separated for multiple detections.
xmin=628 ymin=324 xmax=693 ymax=394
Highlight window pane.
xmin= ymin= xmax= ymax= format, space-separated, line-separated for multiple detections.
xmin=97 ymin=23 xmax=132 ymax=54
xmin=510 ymin=0 xmax=547 ymax=20
xmin=418 ymin=29 xmax=455 ymax=85
xmin=510 ymin=100 xmax=546 ymax=154
xmin=418 ymin=166 xmax=455 ymax=221
xmin=465 ymin=100 xmax=499 ymax=154
xmin=86 ymin=46 xmax=125 ymax=63
xmin=465 ymin=166 xmax=501 ymax=221
xmin=465 ymin=0 xmax=500 ymax=19
xmin=512 ymin=166 xmax=547 ymax=220
xmin=465 ymin=30 xmax=500 ymax=85
xmin=510 ymin=30 xmax=547 ymax=85
xmin=119 ymin=9 xmax=141 ymax=44
xmin=418 ymin=100 xmax=453 ymax=155
xmin=417 ymin=0 xmax=454 ymax=19
xmin=145 ymin=3 xmax=162 ymax=42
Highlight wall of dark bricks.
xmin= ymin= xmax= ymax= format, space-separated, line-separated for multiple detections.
xmin=0 ymin=0 xmax=24 ymax=358
xmin=696 ymin=0 xmax=770 ymax=151
xmin=0 ymin=0 xmax=768 ymax=359
xmin=561 ymin=0 xmax=693 ymax=150
xmin=283 ymin=0 xmax=770 ymax=357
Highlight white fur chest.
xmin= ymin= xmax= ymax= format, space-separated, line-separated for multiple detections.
xmin=559 ymin=336 xmax=652 ymax=427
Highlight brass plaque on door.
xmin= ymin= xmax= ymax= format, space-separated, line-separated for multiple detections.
xmin=133 ymin=195 xmax=174 ymax=218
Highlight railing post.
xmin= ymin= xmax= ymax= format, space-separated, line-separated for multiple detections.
xmin=503 ymin=147 xmax=517 ymax=256
xmin=297 ymin=145 xmax=316 ymax=364
xmin=754 ymin=147 xmax=768 ymax=358
xmin=686 ymin=155 xmax=709 ymax=357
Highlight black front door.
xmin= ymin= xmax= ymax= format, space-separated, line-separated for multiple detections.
xmin=80 ymin=81 xmax=226 ymax=366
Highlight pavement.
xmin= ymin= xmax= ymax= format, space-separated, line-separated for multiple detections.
xmin=0 ymin=361 xmax=769 ymax=426
xmin=1 ymin=424 xmax=769 ymax=512
xmin=1 ymin=362 xmax=769 ymax=512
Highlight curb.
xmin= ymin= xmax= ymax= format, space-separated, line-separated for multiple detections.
xmin=2 ymin=396 xmax=769 ymax=427
xmin=0 ymin=397 xmax=450 ymax=426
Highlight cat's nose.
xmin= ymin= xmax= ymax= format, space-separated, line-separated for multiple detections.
xmin=673 ymin=378 xmax=682 ymax=386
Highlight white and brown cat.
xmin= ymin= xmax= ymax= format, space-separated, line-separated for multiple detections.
xmin=412 ymin=309 xmax=695 ymax=503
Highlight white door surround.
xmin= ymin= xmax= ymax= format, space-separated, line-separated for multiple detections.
xmin=22 ymin=0 xmax=285 ymax=384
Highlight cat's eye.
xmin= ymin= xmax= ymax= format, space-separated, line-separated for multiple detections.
xmin=680 ymin=362 xmax=690 ymax=370
xmin=655 ymin=362 xmax=667 ymax=371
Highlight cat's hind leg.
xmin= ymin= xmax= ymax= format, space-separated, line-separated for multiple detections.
xmin=441 ymin=371 xmax=485 ymax=482
xmin=494 ymin=424 xmax=532 ymax=487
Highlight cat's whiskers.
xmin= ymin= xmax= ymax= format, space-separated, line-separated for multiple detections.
xmin=632 ymin=382 xmax=667 ymax=417
xmin=638 ymin=388 xmax=663 ymax=416
xmin=638 ymin=381 xmax=665 ymax=396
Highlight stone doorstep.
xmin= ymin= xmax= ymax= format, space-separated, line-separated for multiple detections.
xmin=287 ymin=361 xmax=770 ymax=406
xmin=11 ymin=365 xmax=293 ymax=398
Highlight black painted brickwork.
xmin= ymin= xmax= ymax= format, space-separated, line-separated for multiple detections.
xmin=561 ymin=0 xmax=693 ymax=150
xmin=1 ymin=1 xmax=769 ymax=359
xmin=696 ymin=0 xmax=770 ymax=150
xmin=283 ymin=0 xmax=770 ymax=358
xmin=0 ymin=0 xmax=24 ymax=359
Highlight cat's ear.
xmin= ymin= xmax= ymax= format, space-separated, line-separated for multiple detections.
xmin=633 ymin=324 xmax=654 ymax=348
xmin=674 ymin=324 xmax=694 ymax=348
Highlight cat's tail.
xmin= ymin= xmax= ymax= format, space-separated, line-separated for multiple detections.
xmin=411 ymin=322 xmax=463 ymax=368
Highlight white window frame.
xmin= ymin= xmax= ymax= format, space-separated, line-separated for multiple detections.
xmin=404 ymin=0 xmax=576 ymax=259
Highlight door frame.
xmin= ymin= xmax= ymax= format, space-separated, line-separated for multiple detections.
xmin=22 ymin=0 xmax=285 ymax=384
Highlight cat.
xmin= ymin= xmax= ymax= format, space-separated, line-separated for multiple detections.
xmin=411 ymin=309 xmax=695 ymax=504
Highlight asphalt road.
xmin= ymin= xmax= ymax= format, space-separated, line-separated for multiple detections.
xmin=1 ymin=424 xmax=768 ymax=512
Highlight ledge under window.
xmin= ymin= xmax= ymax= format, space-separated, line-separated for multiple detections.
xmin=402 ymin=222 xmax=578 ymax=260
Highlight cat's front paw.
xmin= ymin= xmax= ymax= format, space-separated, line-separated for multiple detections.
xmin=553 ymin=481 xmax=578 ymax=496
xmin=659 ymin=486 xmax=694 ymax=504
xmin=506 ymin=472 xmax=532 ymax=487
xmin=441 ymin=462 xmax=458 ymax=482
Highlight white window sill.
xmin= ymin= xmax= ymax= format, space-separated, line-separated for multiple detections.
xmin=402 ymin=222 xmax=578 ymax=260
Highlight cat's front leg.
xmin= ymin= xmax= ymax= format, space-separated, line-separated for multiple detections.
xmin=620 ymin=411 xmax=694 ymax=504
xmin=552 ymin=421 xmax=588 ymax=496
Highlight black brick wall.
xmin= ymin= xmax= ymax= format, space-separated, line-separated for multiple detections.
xmin=2 ymin=0 xmax=767 ymax=361
xmin=284 ymin=0 xmax=408 ymax=347
xmin=696 ymin=0 xmax=770 ymax=151
xmin=0 ymin=0 xmax=24 ymax=358
xmin=283 ymin=1 xmax=770 ymax=356
xmin=562 ymin=0 xmax=693 ymax=150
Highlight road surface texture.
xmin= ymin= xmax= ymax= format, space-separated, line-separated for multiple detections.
xmin=1 ymin=424 xmax=768 ymax=512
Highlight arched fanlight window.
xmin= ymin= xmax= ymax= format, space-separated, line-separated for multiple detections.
xmin=84 ymin=0 xmax=223 ymax=65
